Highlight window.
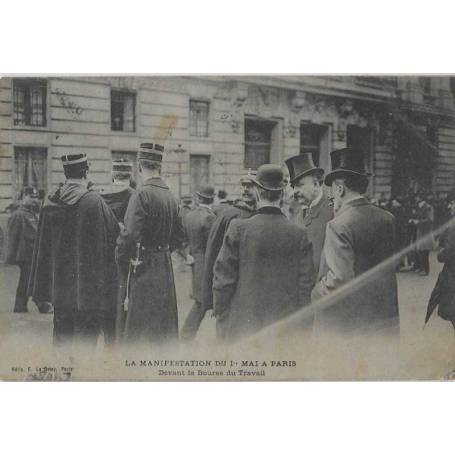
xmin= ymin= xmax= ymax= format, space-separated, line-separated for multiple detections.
xmin=300 ymin=123 xmax=327 ymax=166
xmin=189 ymin=100 xmax=209 ymax=137
xmin=111 ymin=90 xmax=136 ymax=132
xmin=13 ymin=79 xmax=47 ymax=127
xmin=244 ymin=118 xmax=273 ymax=169
xmin=111 ymin=150 xmax=138 ymax=180
xmin=419 ymin=77 xmax=432 ymax=100
xmin=14 ymin=147 xmax=47 ymax=196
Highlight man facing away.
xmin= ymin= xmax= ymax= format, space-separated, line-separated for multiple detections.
xmin=29 ymin=154 xmax=119 ymax=350
xmin=181 ymin=171 xmax=258 ymax=341
xmin=180 ymin=185 xmax=216 ymax=341
xmin=102 ymin=159 xmax=135 ymax=224
xmin=6 ymin=187 xmax=52 ymax=314
xmin=285 ymin=153 xmax=333 ymax=274
xmin=101 ymin=159 xmax=136 ymax=343
xmin=312 ymin=148 xmax=399 ymax=335
xmin=213 ymin=164 xmax=315 ymax=342
xmin=116 ymin=143 xmax=184 ymax=346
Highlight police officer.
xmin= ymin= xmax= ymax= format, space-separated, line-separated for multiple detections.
xmin=6 ymin=187 xmax=52 ymax=314
xmin=116 ymin=143 xmax=184 ymax=345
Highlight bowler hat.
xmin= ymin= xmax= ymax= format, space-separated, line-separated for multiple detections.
xmin=285 ymin=153 xmax=324 ymax=184
xmin=251 ymin=164 xmax=286 ymax=192
xmin=21 ymin=186 xmax=38 ymax=198
xmin=181 ymin=193 xmax=193 ymax=203
xmin=196 ymin=184 xmax=215 ymax=200
xmin=324 ymin=148 xmax=370 ymax=186
xmin=138 ymin=143 xmax=164 ymax=162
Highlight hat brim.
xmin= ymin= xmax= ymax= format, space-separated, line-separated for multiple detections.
xmin=290 ymin=167 xmax=324 ymax=184
xmin=196 ymin=191 xmax=215 ymax=199
xmin=250 ymin=177 xmax=286 ymax=192
xmin=324 ymin=169 xmax=370 ymax=187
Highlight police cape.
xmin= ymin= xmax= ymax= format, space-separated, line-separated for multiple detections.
xmin=29 ymin=183 xmax=119 ymax=313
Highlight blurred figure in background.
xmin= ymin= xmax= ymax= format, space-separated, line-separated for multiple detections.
xmin=425 ymin=188 xmax=455 ymax=331
xmin=180 ymin=185 xmax=216 ymax=341
xmin=6 ymin=187 xmax=52 ymax=314
xmin=213 ymin=189 xmax=230 ymax=217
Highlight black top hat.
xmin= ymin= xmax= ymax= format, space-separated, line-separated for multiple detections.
xmin=240 ymin=168 xmax=257 ymax=184
xmin=324 ymin=148 xmax=370 ymax=186
xmin=138 ymin=143 xmax=165 ymax=162
xmin=251 ymin=164 xmax=286 ymax=192
xmin=196 ymin=184 xmax=215 ymax=200
xmin=285 ymin=153 xmax=324 ymax=184
xmin=61 ymin=153 xmax=88 ymax=167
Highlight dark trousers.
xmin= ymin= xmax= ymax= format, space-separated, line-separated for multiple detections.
xmin=14 ymin=261 xmax=31 ymax=312
xmin=180 ymin=301 xmax=208 ymax=341
xmin=416 ymin=250 xmax=430 ymax=274
xmin=53 ymin=308 xmax=103 ymax=349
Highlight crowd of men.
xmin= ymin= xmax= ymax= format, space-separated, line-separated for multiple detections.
xmin=4 ymin=142 xmax=455 ymax=352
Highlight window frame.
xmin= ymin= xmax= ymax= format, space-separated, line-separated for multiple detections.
xmin=189 ymin=99 xmax=210 ymax=138
xmin=13 ymin=147 xmax=48 ymax=199
xmin=12 ymin=78 xmax=47 ymax=128
xmin=244 ymin=117 xmax=274 ymax=170
xmin=110 ymin=89 xmax=136 ymax=133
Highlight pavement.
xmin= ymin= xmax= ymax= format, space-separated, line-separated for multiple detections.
xmin=0 ymin=252 xmax=453 ymax=379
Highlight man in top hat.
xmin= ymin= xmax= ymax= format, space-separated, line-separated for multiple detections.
xmin=286 ymin=153 xmax=333 ymax=273
xmin=102 ymin=159 xmax=135 ymax=223
xmin=180 ymin=184 xmax=217 ymax=340
xmin=213 ymin=164 xmax=315 ymax=341
xmin=6 ymin=187 xmax=52 ymax=313
xmin=312 ymin=148 xmax=399 ymax=335
xmin=29 ymin=154 xmax=119 ymax=350
xmin=116 ymin=143 xmax=184 ymax=345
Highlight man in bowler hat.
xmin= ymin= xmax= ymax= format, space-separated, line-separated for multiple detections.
xmin=180 ymin=184 xmax=217 ymax=341
xmin=286 ymin=153 xmax=333 ymax=273
xmin=312 ymin=148 xmax=399 ymax=335
xmin=213 ymin=164 xmax=315 ymax=341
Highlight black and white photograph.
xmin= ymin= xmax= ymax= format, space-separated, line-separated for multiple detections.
xmin=0 ymin=74 xmax=453 ymax=380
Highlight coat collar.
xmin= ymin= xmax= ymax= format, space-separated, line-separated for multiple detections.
xmin=337 ymin=196 xmax=369 ymax=216
xmin=142 ymin=177 xmax=169 ymax=190
xmin=257 ymin=206 xmax=284 ymax=216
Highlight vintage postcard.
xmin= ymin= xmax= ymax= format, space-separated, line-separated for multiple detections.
xmin=0 ymin=75 xmax=454 ymax=381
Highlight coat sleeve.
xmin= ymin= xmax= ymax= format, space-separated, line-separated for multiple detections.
xmin=298 ymin=232 xmax=315 ymax=307
xmin=212 ymin=220 xmax=240 ymax=318
xmin=311 ymin=221 xmax=355 ymax=301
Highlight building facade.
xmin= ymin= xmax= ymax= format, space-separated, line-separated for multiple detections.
xmin=1 ymin=75 xmax=455 ymax=214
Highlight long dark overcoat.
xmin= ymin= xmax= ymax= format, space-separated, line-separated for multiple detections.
xmin=28 ymin=183 xmax=119 ymax=313
xmin=213 ymin=206 xmax=315 ymax=341
xmin=312 ymin=197 xmax=399 ymax=334
xmin=201 ymin=202 xmax=254 ymax=310
xmin=116 ymin=177 xmax=184 ymax=344
xmin=183 ymin=205 xmax=216 ymax=304
xmin=291 ymin=192 xmax=333 ymax=274
xmin=426 ymin=222 xmax=455 ymax=324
